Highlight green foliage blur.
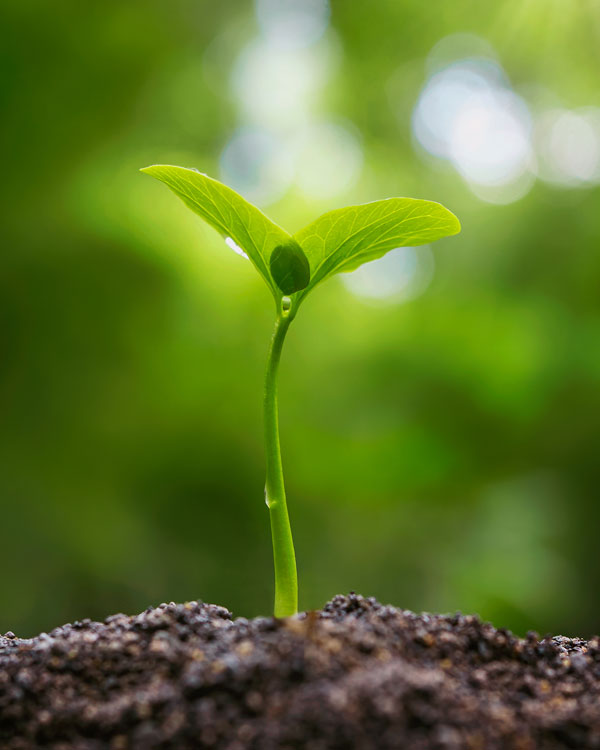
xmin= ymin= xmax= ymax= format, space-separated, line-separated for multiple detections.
xmin=2 ymin=0 xmax=600 ymax=638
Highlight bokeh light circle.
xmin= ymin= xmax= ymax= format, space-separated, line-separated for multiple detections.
xmin=341 ymin=246 xmax=435 ymax=305
xmin=535 ymin=107 xmax=600 ymax=187
xmin=219 ymin=128 xmax=294 ymax=206
xmin=255 ymin=0 xmax=330 ymax=50
xmin=412 ymin=51 xmax=535 ymax=204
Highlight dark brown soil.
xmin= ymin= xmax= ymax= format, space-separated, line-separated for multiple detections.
xmin=1 ymin=594 xmax=600 ymax=749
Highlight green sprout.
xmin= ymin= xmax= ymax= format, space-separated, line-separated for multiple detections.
xmin=141 ymin=165 xmax=461 ymax=617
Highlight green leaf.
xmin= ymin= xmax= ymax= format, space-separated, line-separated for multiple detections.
xmin=293 ymin=198 xmax=461 ymax=300
xmin=269 ymin=240 xmax=310 ymax=295
xmin=140 ymin=165 xmax=291 ymax=298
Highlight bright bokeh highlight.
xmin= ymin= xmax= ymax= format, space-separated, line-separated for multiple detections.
xmin=342 ymin=246 xmax=435 ymax=304
xmin=413 ymin=35 xmax=600 ymax=202
xmin=219 ymin=128 xmax=294 ymax=206
xmin=412 ymin=54 xmax=534 ymax=204
xmin=535 ymin=108 xmax=600 ymax=187
xmin=255 ymin=0 xmax=330 ymax=51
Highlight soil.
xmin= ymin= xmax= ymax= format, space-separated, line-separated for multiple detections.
xmin=1 ymin=594 xmax=600 ymax=749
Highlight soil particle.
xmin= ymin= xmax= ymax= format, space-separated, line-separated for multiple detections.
xmin=1 ymin=594 xmax=600 ymax=749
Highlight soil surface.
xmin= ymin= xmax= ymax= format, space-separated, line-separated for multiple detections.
xmin=1 ymin=594 xmax=600 ymax=749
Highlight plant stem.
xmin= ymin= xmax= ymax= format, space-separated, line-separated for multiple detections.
xmin=264 ymin=305 xmax=297 ymax=617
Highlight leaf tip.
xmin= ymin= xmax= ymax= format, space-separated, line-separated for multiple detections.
xmin=437 ymin=203 xmax=462 ymax=237
xmin=450 ymin=212 xmax=462 ymax=235
xmin=140 ymin=165 xmax=159 ymax=177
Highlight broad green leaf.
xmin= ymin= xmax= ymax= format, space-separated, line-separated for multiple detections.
xmin=293 ymin=198 xmax=461 ymax=301
xmin=269 ymin=240 xmax=310 ymax=295
xmin=140 ymin=165 xmax=291 ymax=298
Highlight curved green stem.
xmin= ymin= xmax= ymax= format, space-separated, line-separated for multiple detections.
xmin=264 ymin=303 xmax=297 ymax=617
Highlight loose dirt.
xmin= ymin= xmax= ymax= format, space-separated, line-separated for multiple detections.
xmin=1 ymin=594 xmax=599 ymax=749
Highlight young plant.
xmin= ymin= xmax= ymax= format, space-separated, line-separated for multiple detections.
xmin=141 ymin=165 xmax=460 ymax=617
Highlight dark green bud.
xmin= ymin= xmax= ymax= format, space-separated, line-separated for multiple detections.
xmin=269 ymin=240 xmax=311 ymax=295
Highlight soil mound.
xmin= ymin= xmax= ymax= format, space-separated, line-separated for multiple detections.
xmin=1 ymin=593 xmax=599 ymax=749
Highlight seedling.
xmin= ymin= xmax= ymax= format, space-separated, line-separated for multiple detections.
xmin=141 ymin=165 xmax=460 ymax=617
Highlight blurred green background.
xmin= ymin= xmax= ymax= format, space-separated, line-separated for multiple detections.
xmin=2 ymin=0 xmax=600 ymax=638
